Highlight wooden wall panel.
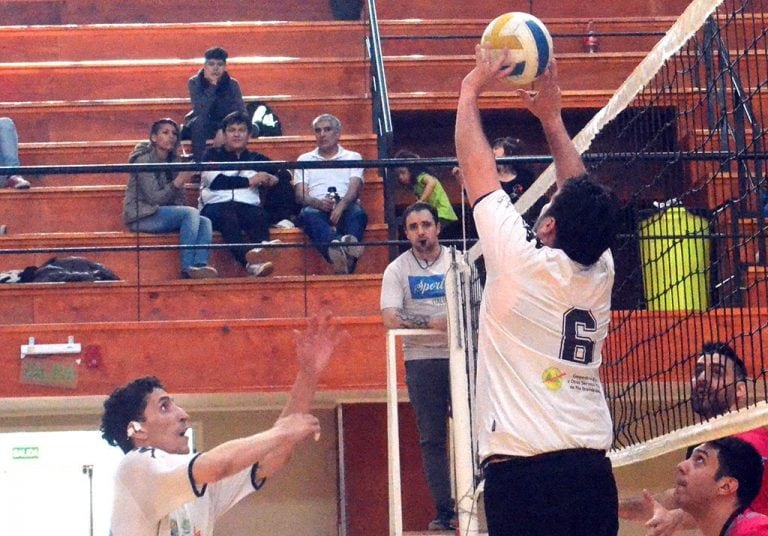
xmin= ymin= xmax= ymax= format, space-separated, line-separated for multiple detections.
xmin=0 ymin=316 xmax=389 ymax=398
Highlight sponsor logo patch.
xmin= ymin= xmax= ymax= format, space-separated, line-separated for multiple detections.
xmin=542 ymin=367 xmax=566 ymax=391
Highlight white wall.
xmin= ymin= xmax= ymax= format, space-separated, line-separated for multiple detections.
xmin=0 ymin=430 xmax=123 ymax=535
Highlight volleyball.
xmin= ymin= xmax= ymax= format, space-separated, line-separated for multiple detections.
xmin=480 ymin=12 xmax=554 ymax=85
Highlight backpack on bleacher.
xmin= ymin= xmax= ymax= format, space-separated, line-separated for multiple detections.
xmin=246 ymin=101 xmax=282 ymax=137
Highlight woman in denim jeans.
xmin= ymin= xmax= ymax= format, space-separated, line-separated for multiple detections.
xmin=123 ymin=118 xmax=217 ymax=279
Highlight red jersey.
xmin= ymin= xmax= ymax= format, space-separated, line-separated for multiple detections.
xmin=735 ymin=427 xmax=768 ymax=515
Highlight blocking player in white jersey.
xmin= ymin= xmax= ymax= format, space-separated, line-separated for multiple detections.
xmin=455 ymin=47 xmax=621 ymax=535
xmin=100 ymin=316 xmax=340 ymax=536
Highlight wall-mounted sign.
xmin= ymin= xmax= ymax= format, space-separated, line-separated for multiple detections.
xmin=12 ymin=446 xmax=39 ymax=459
xmin=20 ymin=357 xmax=78 ymax=388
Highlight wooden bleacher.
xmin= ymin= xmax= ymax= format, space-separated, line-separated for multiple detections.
xmin=0 ymin=224 xmax=390 ymax=281
xmin=371 ymin=0 xmax=694 ymax=19
xmin=0 ymin=57 xmax=370 ymax=101
xmin=379 ymin=17 xmax=677 ymax=56
xmin=0 ymin=177 xmax=384 ymax=233
xmin=0 ymin=274 xmax=384 ymax=325
xmin=0 ymin=0 xmax=339 ymax=25
xmin=6 ymin=95 xmax=373 ymax=141
xmin=0 ymin=21 xmax=368 ymax=61
xmin=17 ymin=135 xmax=379 ymax=186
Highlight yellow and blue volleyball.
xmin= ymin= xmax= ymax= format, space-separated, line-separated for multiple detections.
xmin=481 ymin=12 xmax=554 ymax=85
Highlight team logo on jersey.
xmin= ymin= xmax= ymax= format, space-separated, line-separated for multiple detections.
xmin=542 ymin=367 xmax=566 ymax=391
xmin=408 ymin=274 xmax=446 ymax=300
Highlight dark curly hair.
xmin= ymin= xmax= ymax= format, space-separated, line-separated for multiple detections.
xmin=545 ymin=175 xmax=619 ymax=266
xmin=100 ymin=376 xmax=164 ymax=453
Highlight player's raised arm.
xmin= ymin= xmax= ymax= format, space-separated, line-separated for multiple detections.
xmin=455 ymin=45 xmax=515 ymax=206
xmin=514 ymin=60 xmax=585 ymax=191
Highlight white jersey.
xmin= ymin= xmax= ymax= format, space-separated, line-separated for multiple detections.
xmin=294 ymin=145 xmax=363 ymax=200
xmin=474 ymin=189 xmax=614 ymax=459
xmin=380 ymin=246 xmax=451 ymax=360
xmin=110 ymin=447 xmax=261 ymax=536
xmin=199 ymin=168 xmax=262 ymax=207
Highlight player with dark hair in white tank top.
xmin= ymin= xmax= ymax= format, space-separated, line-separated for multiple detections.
xmin=456 ymin=47 xmax=621 ymax=535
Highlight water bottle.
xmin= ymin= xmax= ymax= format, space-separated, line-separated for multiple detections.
xmin=583 ymin=20 xmax=599 ymax=53
xmin=327 ymin=186 xmax=341 ymax=204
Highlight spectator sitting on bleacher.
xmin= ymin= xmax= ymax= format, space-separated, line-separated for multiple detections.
xmin=182 ymin=46 xmax=247 ymax=162
xmin=0 ymin=117 xmax=31 ymax=189
xmin=199 ymin=111 xmax=279 ymax=278
xmin=123 ymin=118 xmax=218 ymax=280
xmin=294 ymin=113 xmax=367 ymax=275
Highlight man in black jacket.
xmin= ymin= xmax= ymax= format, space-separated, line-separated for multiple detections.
xmin=199 ymin=112 xmax=279 ymax=277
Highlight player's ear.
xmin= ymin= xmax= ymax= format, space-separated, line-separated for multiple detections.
xmin=735 ymin=379 xmax=747 ymax=403
xmin=716 ymin=475 xmax=739 ymax=498
xmin=127 ymin=421 xmax=144 ymax=439
xmin=537 ymin=215 xmax=557 ymax=243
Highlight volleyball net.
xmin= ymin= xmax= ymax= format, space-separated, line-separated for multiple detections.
xmin=446 ymin=0 xmax=768 ymax=505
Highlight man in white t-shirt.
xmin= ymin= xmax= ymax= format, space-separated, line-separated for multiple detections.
xmin=380 ymin=202 xmax=455 ymax=531
xmin=100 ymin=316 xmax=339 ymax=536
xmin=293 ymin=113 xmax=368 ymax=274
xmin=455 ymin=48 xmax=620 ymax=535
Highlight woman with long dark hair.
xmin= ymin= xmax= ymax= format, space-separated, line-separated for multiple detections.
xmin=123 ymin=118 xmax=217 ymax=279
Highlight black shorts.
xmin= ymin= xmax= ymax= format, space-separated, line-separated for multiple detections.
xmin=483 ymin=448 xmax=618 ymax=536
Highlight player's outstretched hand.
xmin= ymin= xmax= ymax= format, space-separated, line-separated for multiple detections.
xmin=462 ymin=44 xmax=516 ymax=95
xmin=294 ymin=314 xmax=348 ymax=379
xmin=273 ymin=412 xmax=321 ymax=445
xmin=643 ymin=489 xmax=683 ymax=536
xmin=514 ymin=59 xmax=562 ymax=125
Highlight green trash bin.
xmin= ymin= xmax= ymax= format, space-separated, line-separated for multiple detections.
xmin=639 ymin=206 xmax=710 ymax=311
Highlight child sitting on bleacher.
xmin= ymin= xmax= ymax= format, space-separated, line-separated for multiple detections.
xmin=393 ymin=149 xmax=458 ymax=231
xmin=123 ymin=118 xmax=218 ymax=279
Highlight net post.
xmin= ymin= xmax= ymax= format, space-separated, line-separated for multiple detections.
xmin=446 ymin=248 xmax=481 ymax=535
xmin=385 ymin=329 xmax=404 ymax=536
xmin=386 ymin=328 xmax=446 ymax=535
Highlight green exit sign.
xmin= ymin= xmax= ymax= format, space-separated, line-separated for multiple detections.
xmin=12 ymin=447 xmax=39 ymax=459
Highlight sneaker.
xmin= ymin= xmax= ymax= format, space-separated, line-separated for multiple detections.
xmin=340 ymin=234 xmax=364 ymax=259
xmin=328 ymin=241 xmax=350 ymax=274
xmin=427 ymin=516 xmax=457 ymax=531
xmin=246 ymin=261 xmax=274 ymax=277
xmin=271 ymin=219 xmax=296 ymax=229
xmin=245 ymin=239 xmax=282 ymax=264
xmin=6 ymin=175 xmax=30 ymax=189
xmin=183 ymin=265 xmax=219 ymax=279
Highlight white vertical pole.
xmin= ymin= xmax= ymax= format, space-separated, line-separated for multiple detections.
xmin=386 ymin=328 xmax=444 ymax=535
xmin=386 ymin=330 xmax=403 ymax=536
xmin=337 ymin=405 xmax=347 ymax=536
xmin=446 ymin=255 xmax=480 ymax=536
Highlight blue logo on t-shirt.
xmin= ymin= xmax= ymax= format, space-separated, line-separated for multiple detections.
xmin=408 ymin=274 xmax=446 ymax=300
